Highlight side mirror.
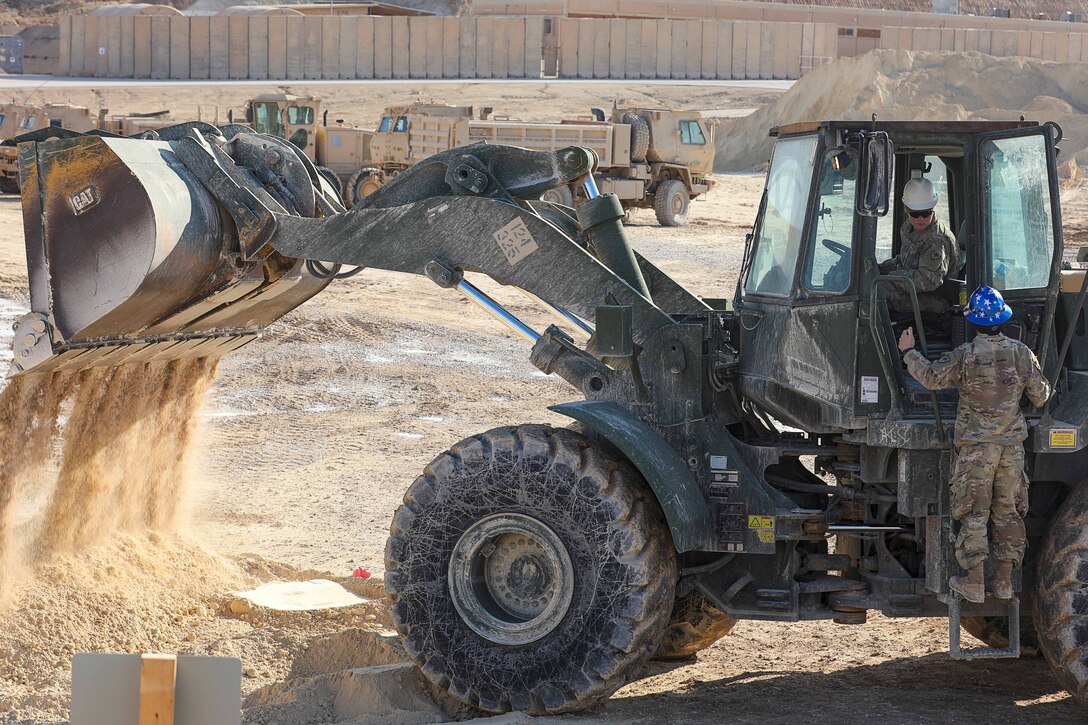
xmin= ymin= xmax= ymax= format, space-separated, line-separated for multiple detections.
xmin=857 ymin=131 xmax=893 ymax=217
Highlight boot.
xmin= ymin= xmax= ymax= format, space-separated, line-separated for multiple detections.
xmin=949 ymin=565 xmax=986 ymax=603
xmin=992 ymin=561 xmax=1015 ymax=600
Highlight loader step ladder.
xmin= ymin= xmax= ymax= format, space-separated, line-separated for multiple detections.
xmin=946 ymin=594 xmax=1021 ymax=660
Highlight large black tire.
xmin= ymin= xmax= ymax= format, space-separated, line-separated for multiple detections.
xmin=1034 ymin=481 xmax=1088 ymax=706
xmin=385 ymin=425 xmax=677 ymax=715
xmin=314 ymin=165 xmax=343 ymax=203
xmin=348 ymin=166 xmax=384 ymax=206
xmin=654 ymin=179 xmax=690 ymax=227
xmin=653 ymin=589 xmax=737 ymax=660
xmin=623 ymin=113 xmax=650 ymax=163
xmin=962 ymin=615 xmax=1040 ymax=656
xmin=540 ymin=185 xmax=573 ymax=206
xmin=0 ymin=176 xmax=18 ymax=195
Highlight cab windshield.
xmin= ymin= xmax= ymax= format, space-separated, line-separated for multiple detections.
xmin=377 ymin=116 xmax=393 ymax=132
xmin=252 ymin=103 xmax=283 ymax=137
xmin=981 ymin=133 xmax=1055 ymax=290
xmin=745 ymin=135 xmax=818 ymax=296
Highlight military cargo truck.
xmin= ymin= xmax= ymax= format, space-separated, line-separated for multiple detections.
xmin=246 ymin=95 xmax=714 ymax=226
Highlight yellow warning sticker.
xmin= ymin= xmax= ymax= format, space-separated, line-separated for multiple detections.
xmin=748 ymin=515 xmax=775 ymax=544
xmin=1050 ymin=429 xmax=1078 ymax=448
xmin=758 ymin=531 xmax=775 ymax=543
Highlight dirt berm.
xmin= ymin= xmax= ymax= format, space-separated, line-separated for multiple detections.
xmin=715 ymin=49 xmax=1088 ymax=172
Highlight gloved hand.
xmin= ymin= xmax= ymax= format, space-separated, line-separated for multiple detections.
xmin=879 ymin=259 xmax=895 ymax=274
xmin=898 ymin=327 xmax=915 ymax=353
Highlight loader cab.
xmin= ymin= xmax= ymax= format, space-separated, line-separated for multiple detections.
xmin=737 ymin=120 xmax=1063 ymax=432
xmin=248 ymin=93 xmax=321 ymax=161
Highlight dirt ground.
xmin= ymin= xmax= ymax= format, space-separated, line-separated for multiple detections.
xmin=0 ymin=79 xmax=1086 ymax=724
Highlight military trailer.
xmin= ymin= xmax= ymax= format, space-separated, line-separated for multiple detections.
xmin=7 ymin=117 xmax=1088 ymax=715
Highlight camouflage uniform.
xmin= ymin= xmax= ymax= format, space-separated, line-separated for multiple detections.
xmin=904 ymin=333 xmax=1051 ymax=569
xmin=881 ymin=218 xmax=958 ymax=313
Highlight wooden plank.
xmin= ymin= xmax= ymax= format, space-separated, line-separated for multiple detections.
xmin=716 ymin=20 xmax=733 ymax=79
xmin=442 ymin=16 xmax=459 ymax=78
xmin=625 ymin=18 xmax=641 ymax=79
xmin=138 ymin=654 xmax=176 ymax=725
xmin=356 ymin=16 xmax=375 ymax=78
xmin=732 ymin=20 xmax=747 ymax=79
xmin=249 ymin=17 xmax=268 ymax=80
xmin=391 ymin=16 xmax=409 ymax=79
xmin=58 ymin=15 xmax=71 ymax=76
xmin=284 ymin=16 xmax=303 ymax=79
xmin=748 ymin=21 xmax=762 ymax=80
xmin=150 ymin=16 xmax=170 ymax=80
xmin=427 ymin=17 xmax=444 ymax=78
xmin=303 ymin=17 xmax=322 ymax=79
xmin=268 ymin=15 xmax=287 ymax=78
xmin=210 ymin=16 xmax=229 ymax=80
xmin=320 ymin=16 xmax=338 ymax=79
xmin=640 ymin=19 xmax=656 ymax=78
xmin=609 ymin=19 xmax=626 ymax=79
xmin=524 ymin=15 xmax=542 ymax=78
xmin=120 ymin=15 xmax=134 ymax=77
xmin=337 ymin=16 xmax=355 ymax=79
xmin=408 ymin=16 xmax=426 ymax=79
xmin=685 ymin=19 xmax=701 ymax=79
xmin=787 ymin=21 xmax=802 ymax=78
xmin=132 ymin=16 xmax=148 ymax=78
xmin=458 ymin=16 xmax=475 ymax=79
xmin=655 ymin=20 xmax=672 ymax=79
xmin=169 ymin=16 xmax=189 ymax=79
xmin=229 ymin=16 xmax=248 ymax=80
xmin=494 ymin=18 xmax=511 ymax=78
xmin=188 ymin=15 xmax=209 ymax=79
xmin=592 ymin=18 xmax=609 ymax=79
xmin=701 ymin=20 xmax=716 ymax=79
xmin=107 ymin=16 xmax=122 ymax=77
xmin=576 ymin=19 xmax=593 ymax=78
xmin=669 ymin=19 xmax=686 ymax=79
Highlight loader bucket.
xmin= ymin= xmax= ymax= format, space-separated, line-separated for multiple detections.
xmin=10 ymin=133 xmax=331 ymax=376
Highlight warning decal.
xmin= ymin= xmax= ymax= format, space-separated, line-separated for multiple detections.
xmin=748 ymin=515 xmax=775 ymax=545
xmin=1049 ymin=428 xmax=1078 ymax=448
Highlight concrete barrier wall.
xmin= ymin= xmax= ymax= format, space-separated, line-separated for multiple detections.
xmin=59 ymin=14 xmax=838 ymax=79
xmin=879 ymin=24 xmax=1088 ymax=61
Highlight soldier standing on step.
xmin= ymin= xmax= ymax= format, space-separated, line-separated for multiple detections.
xmin=897 ymin=286 xmax=1051 ymax=603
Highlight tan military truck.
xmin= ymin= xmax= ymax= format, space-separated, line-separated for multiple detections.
xmin=0 ymin=102 xmax=176 ymax=193
xmin=245 ymin=95 xmax=714 ymax=226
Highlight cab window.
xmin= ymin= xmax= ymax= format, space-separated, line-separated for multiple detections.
xmin=393 ymin=116 xmax=408 ymax=132
xmin=875 ymin=155 xmax=949 ymax=264
xmin=680 ymin=120 xmax=706 ymax=145
xmin=252 ymin=103 xmax=283 ymax=136
xmin=287 ymin=105 xmax=314 ymax=125
xmin=981 ymin=134 xmax=1054 ymax=290
xmin=744 ymin=135 xmax=818 ymax=296
xmin=804 ymin=152 xmax=857 ymax=293
xmin=377 ymin=116 xmax=393 ymax=133
xmin=0 ymin=114 xmax=6 ymax=127
xmin=19 ymin=115 xmax=35 ymax=130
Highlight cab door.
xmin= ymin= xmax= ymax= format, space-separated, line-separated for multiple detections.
xmin=973 ymin=125 xmax=1062 ymax=359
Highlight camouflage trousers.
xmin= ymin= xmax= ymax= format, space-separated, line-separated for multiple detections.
xmin=950 ymin=442 xmax=1029 ymax=569
xmin=882 ymin=278 xmax=947 ymax=315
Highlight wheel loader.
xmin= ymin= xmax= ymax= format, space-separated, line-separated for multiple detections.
xmin=6 ymin=117 xmax=1088 ymax=714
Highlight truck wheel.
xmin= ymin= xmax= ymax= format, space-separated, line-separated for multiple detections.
xmin=653 ymin=589 xmax=737 ymax=660
xmin=623 ymin=113 xmax=650 ymax=163
xmin=315 ymin=166 xmax=343 ymax=202
xmin=962 ymin=615 xmax=1039 ymax=655
xmin=654 ymin=179 xmax=690 ymax=227
xmin=348 ymin=167 xmax=384 ymax=206
xmin=0 ymin=177 xmax=18 ymax=195
xmin=1034 ymin=481 xmax=1088 ymax=706
xmin=385 ymin=425 xmax=677 ymax=714
xmin=540 ymin=185 xmax=573 ymax=206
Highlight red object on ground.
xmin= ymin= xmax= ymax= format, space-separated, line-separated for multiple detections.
xmin=352 ymin=567 xmax=371 ymax=578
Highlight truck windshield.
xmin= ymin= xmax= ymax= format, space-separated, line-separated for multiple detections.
xmin=287 ymin=105 xmax=314 ymax=125
xmin=253 ymin=103 xmax=283 ymax=137
xmin=680 ymin=120 xmax=706 ymax=145
xmin=378 ymin=116 xmax=393 ymax=132
xmin=981 ymin=133 xmax=1054 ymax=290
xmin=745 ymin=135 xmax=818 ymax=296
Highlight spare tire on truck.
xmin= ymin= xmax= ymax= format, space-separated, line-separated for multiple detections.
xmin=386 ymin=424 xmax=677 ymax=715
xmin=623 ymin=113 xmax=650 ymax=163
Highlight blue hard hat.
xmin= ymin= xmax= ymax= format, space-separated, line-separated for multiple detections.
xmin=964 ymin=285 xmax=1012 ymax=325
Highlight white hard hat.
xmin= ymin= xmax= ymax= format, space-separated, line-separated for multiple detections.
xmin=902 ymin=169 xmax=938 ymax=211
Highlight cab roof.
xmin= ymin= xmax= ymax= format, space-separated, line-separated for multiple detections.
xmin=770 ymin=119 xmax=1040 ymax=137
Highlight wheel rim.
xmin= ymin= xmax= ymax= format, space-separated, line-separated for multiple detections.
xmin=671 ymin=192 xmax=684 ymax=215
xmin=449 ymin=513 xmax=575 ymax=645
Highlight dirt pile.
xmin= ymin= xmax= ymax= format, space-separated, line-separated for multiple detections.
xmin=0 ymin=358 xmax=217 ymax=593
xmin=714 ymin=50 xmax=1088 ymax=172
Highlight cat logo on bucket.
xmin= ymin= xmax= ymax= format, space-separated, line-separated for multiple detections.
xmin=68 ymin=185 xmax=100 ymax=216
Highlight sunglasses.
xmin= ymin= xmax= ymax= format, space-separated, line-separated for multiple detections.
xmin=907 ymin=209 xmax=934 ymax=219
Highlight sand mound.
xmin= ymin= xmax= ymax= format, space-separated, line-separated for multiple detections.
xmin=714 ymin=50 xmax=1088 ymax=172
